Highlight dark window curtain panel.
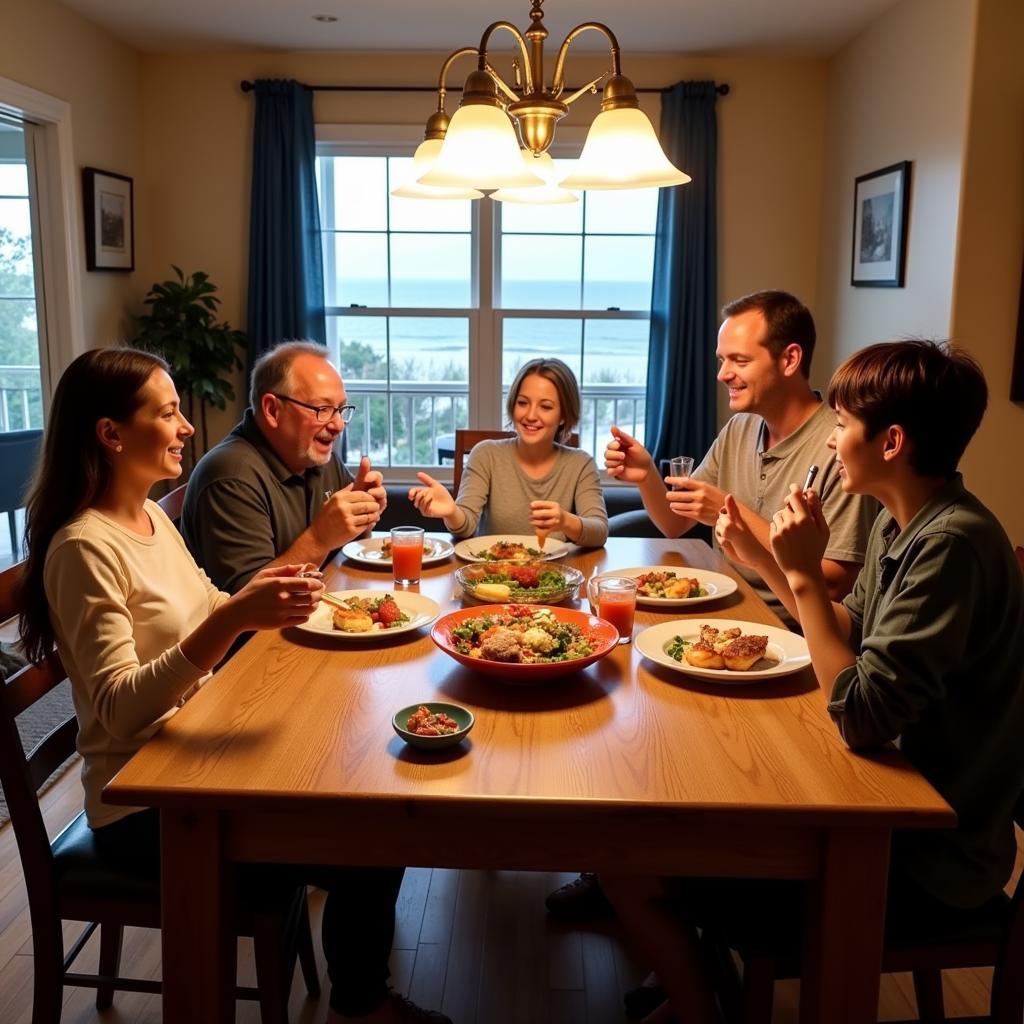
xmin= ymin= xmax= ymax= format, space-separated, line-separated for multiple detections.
xmin=246 ymin=79 xmax=326 ymax=369
xmin=644 ymin=81 xmax=719 ymax=467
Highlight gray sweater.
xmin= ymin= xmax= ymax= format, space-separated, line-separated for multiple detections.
xmin=453 ymin=439 xmax=608 ymax=548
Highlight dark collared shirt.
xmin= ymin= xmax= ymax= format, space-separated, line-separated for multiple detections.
xmin=831 ymin=474 xmax=1024 ymax=907
xmin=181 ymin=409 xmax=352 ymax=593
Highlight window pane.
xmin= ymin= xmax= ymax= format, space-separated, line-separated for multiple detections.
xmin=343 ymin=392 xmax=390 ymax=465
xmin=390 ymin=317 xmax=468 ymax=384
xmin=389 ymin=159 xmax=472 ymax=232
xmin=0 ymin=214 xmax=35 ymax=293
xmin=0 ymin=164 xmax=28 ymax=195
xmin=327 ymin=315 xmax=387 ymax=384
xmin=329 ymin=157 xmax=387 ymax=230
xmin=584 ymin=188 xmax=659 ymax=234
xmin=583 ymin=318 xmax=649 ymax=385
xmin=323 ymin=232 xmax=388 ymax=307
xmin=502 ymin=318 xmax=582 ymax=385
xmin=499 ymin=194 xmax=581 ymax=234
xmin=583 ymin=236 xmax=654 ymax=310
xmin=501 ymin=235 xmax=582 ymax=309
xmin=391 ymin=234 xmax=471 ymax=308
xmin=0 ymin=301 xmax=42 ymax=430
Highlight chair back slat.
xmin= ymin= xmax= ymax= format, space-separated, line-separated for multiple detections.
xmin=157 ymin=482 xmax=187 ymax=524
xmin=27 ymin=716 xmax=79 ymax=790
xmin=5 ymin=656 xmax=68 ymax=718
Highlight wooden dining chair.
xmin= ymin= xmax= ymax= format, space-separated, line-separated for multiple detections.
xmin=451 ymin=428 xmax=579 ymax=493
xmin=703 ymin=793 xmax=1024 ymax=1024
xmin=156 ymin=481 xmax=188 ymax=524
xmin=0 ymin=560 xmax=320 ymax=1023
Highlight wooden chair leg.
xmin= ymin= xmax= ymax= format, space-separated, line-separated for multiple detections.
xmin=251 ymin=913 xmax=291 ymax=1024
xmin=96 ymin=922 xmax=124 ymax=1009
xmin=296 ymin=895 xmax=321 ymax=998
xmin=740 ymin=956 xmax=776 ymax=1024
xmin=911 ymin=968 xmax=945 ymax=1022
xmin=30 ymin=913 xmax=64 ymax=1024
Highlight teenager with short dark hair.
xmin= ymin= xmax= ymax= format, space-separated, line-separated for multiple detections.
xmin=600 ymin=340 xmax=1024 ymax=1023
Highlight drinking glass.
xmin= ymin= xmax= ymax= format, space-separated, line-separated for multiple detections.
xmin=595 ymin=576 xmax=638 ymax=645
xmin=668 ymin=455 xmax=694 ymax=489
xmin=390 ymin=526 xmax=425 ymax=585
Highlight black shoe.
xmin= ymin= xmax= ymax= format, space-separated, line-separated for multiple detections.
xmin=383 ymin=990 xmax=453 ymax=1023
xmin=544 ymin=872 xmax=614 ymax=922
xmin=623 ymin=976 xmax=668 ymax=1019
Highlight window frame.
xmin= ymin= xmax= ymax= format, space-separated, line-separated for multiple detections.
xmin=316 ymin=124 xmax=652 ymax=477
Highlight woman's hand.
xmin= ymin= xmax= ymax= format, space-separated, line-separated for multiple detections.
xmin=228 ymin=564 xmax=323 ymax=631
xmin=604 ymin=425 xmax=653 ymax=483
xmin=768 ymin=486 xmax=830 ymax=581
xmin=529 ymin=500 xmax=566 ymax=535
xmin=408 ymin=472 xmax=457 ymax=520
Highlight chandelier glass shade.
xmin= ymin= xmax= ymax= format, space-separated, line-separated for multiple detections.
xmin=390 ymin=139 xmax=484 ymax=199
xmin=393 ymin=0 xmax=689 ymax=201
xmin=491 ymin=151 xmax=578 ymax=204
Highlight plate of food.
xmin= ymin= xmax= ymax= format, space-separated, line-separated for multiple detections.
xmin=296 ymin=590 xmax=440 ymax=640
xmin=635 ymin=618 xmax=811 ymax=683
xmin=341 ymin=534 xmax=455 ymax=566
xmin=430 ymin=604 xmax=619 ymax=682
xmin=455 ymin=561 xmax=585 ymax=605
xmin=453 ymin=535 xmax=571 ymax=563
xmin=593 ymin=566 xmax=738 ymax=608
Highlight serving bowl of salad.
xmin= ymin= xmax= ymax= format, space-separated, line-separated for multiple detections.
xmin=430 ymin=604 xmax=619 ymax=682
xmin=454 ymin=561 xmax=585 ymax=606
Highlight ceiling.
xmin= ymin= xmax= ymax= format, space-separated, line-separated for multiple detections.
xmin=56 ymin=0 xmax=902 ymax=57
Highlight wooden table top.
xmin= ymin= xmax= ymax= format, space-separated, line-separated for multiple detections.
xmin=105 ymin=537 xmax=952 ymax=835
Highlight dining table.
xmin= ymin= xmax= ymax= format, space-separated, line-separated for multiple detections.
xmin=104 ymin=535 xmax=954 ymax=1023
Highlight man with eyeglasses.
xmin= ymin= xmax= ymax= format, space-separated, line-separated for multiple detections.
xmin=182 ymin=340 xmax=388 ymax=594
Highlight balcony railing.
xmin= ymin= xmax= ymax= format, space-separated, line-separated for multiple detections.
xmin=0 ymin=365 xmax=43 ymax=433
xmin=342 ymin=381 xmax=646 ymax=468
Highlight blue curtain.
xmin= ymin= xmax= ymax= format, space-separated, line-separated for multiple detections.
xmin=246 ymin=79 xmax=326 ymax=368
xmin=644 ymin=81 xmax=719 ymax=467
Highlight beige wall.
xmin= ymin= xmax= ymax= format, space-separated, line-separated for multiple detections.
xmin=138 ymin=50 xmax=827 ymax=437
xmin=1 ymin=0 xmax=143 ymax=348
xmin=814 ymin=0 xmax=975 ymax=393
xmin=950 ymin=0 xmax=1024 ymax=542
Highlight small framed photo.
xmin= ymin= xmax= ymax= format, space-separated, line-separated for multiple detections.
xmin=82 ymin=167 xmax=134 ymax=272
xmin=851 ymin=161 xmax=911 ymax=288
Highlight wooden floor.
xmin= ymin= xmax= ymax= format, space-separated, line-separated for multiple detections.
xmin=0 ymin=765 xmax=1015 ymax=1023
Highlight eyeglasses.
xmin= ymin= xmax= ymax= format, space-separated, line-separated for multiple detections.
xmin=273 ymin=394 xmax=356 ymax=424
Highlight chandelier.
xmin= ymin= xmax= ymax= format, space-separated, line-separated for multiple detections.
xmin=391 ymin=0 xmax=690 ymax=203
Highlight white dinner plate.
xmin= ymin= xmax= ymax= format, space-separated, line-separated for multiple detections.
xmin=453 ymin=534 xmax=571 ymax=563
xmin=593 ymin=566 xmax=738 ymax=608
xmin=295 ymin=590 xmax=440 ymax=640
xmin=341 ymin=534 xmax=455 ymax=567
xmin=635 ymin=618 xmax=811 ymax=684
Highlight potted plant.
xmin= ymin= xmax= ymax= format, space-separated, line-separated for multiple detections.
xmin=133 ymin=266 xmax=246 ymax=468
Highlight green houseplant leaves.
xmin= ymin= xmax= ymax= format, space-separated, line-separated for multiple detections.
xmin=133 ymin=266 xmax=246 ymax=468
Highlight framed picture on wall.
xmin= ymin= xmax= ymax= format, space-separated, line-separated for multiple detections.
xmin=851 ymin=161 xmax=911 ymax=287
xmin=82 ymin=167 xmax=134 ymax=272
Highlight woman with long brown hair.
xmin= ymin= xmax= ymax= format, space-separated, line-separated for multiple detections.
xmin=19 ymin=348 xmax=448 ymax=1024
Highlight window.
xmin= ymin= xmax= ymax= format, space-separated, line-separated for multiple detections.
xmin=317 ymin=137 xmax=657 ymax=471
xmin=0 ymin=118 xmax=42 ymax=434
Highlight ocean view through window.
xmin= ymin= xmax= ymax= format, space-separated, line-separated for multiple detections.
xmin=316 ymin=146 xmax=656 ymax=471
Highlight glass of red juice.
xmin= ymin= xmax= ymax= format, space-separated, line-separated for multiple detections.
xmin=596 ymin=577 xmax=638 ymax=645
xmin=390 ymin=526 xmax=424 ymax=585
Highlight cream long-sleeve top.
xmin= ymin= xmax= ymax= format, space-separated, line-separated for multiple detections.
xmin=451 ymin=438 xmax=609 ymax=548
xmin=44 ymin=500 xmax=229 ymax=827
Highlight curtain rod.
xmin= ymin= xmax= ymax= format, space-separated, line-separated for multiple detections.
xmin=240 ymin=80 xmax=730 ymax=96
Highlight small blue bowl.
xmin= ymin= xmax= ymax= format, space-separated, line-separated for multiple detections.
xmin=392 ymin=702 xmax=475 ymax=750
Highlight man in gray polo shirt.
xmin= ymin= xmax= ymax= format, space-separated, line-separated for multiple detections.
xmin=182 ymin=341 xmax=387 ymax=593
xmin=605 ymin=290 xmax=877 ymax=622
